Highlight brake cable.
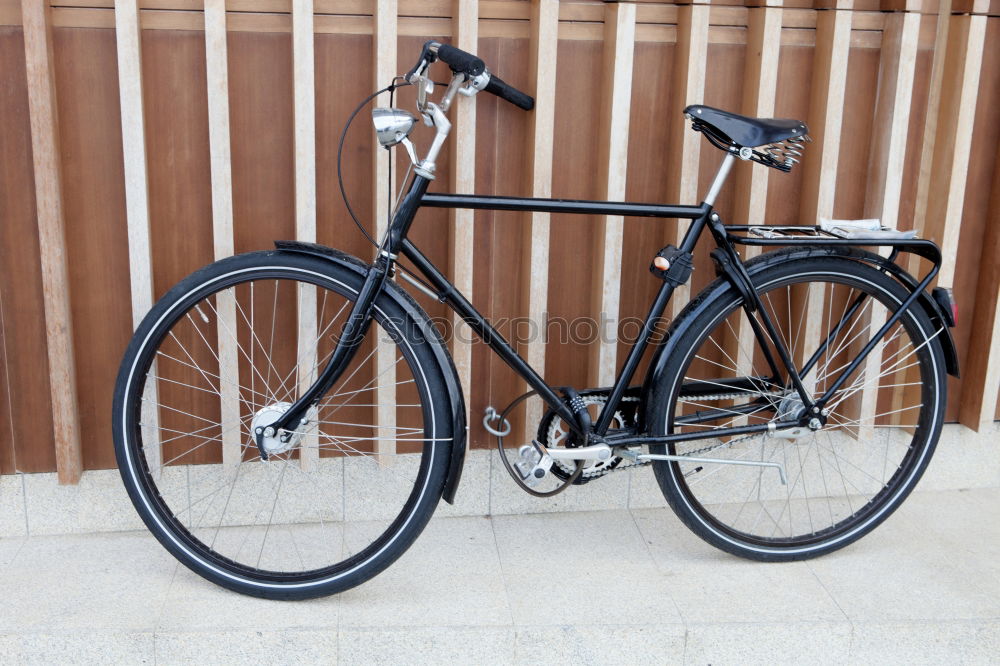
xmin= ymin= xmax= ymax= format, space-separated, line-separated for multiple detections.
xmin=336 ymin=78 xmax=407 ymax=249
xmin=336 ymin=77 xmax=449 ymax=295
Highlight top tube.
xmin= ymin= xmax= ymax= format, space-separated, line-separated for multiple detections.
xmin=420 ymin=193 xmax=708 ymax=219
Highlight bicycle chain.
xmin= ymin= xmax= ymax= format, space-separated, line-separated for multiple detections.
xmin=571 ymin=392 xmax=777 ymax=480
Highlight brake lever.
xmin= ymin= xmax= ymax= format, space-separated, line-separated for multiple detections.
xmin=404 ymin=40 xmax=440 ymax=81
xmin=412 ymin=75 xmax=436 ymax=125
xmin=439 ymin=73 xmax=467 ymax=113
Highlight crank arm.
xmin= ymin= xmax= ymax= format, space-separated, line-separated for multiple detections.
xmin=537 ymin=441 xmax=613 ymax=463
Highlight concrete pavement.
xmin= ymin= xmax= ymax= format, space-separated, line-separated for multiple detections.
xmin=0 ymin=486 xmax=996 ymax=664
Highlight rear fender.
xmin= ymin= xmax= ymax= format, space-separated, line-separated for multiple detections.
xmin=637 ymin=245 xmax=959 ymax=432
xmin=274 ymin=241 xmax=468 ymax=504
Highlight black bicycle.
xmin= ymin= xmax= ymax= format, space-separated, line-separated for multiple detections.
xmin=113 ymin=42 xmax=959 ymax=599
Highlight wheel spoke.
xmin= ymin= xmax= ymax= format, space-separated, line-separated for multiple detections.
xmin=662 ymin=265 xmax=938 ymax=551
xmin=119 ymin=265 xmax=443 ymax=586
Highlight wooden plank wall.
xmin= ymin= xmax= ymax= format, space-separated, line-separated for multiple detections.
xmin=0 ymin=0 xmax=998 ymax=479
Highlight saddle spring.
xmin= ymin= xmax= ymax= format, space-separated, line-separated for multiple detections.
xmin=756 ymin=135 xmax=812 ymax=172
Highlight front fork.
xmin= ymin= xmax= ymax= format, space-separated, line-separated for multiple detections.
xmin=254 ymin=175 xmax=432 ymax=457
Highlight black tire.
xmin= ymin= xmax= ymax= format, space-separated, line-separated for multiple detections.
xmin=113 ymin=251 xmax=453 ymax=599
xmin=647 ymin=256 xmax=947 ymax=561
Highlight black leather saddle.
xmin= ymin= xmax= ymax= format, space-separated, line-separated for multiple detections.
xmin=684 ymin=105 xmax=808 ymax=148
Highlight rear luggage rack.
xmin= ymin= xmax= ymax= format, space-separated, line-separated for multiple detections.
xmin=747 ymin=222 xmax=915 ymax=241
xmin=724 ymin=224 xmax=940 ymax=262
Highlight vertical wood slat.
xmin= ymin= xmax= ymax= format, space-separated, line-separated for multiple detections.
xmin=204 ymin=0 xmax=241 ymax=472
xmin=448 ymin=0 xmax=476 ymax=441
xmin=898 ymin=5 xmax=985 ymax=430
xmin=891 ymin=0 xmax=952 ymax=426
xmin=799 ymin=3 xmax=852 ymax=232
xmin=664 ymin=0 xmax=708 ymax=318
xmin=864 ymin=10 xmax=920 ymax=229
xmin=589 ymin=1 xmax=635 ymax=387
xmin=925 ymin=9 xmax=988 ymax=427
xmin=374 ymin=0 xmax=397 ymax=461
xmin=292 ymin=0 xmax=319 ymax=470
xmin=729 ymin=0 xmax=783 ymax=426
xmin=919 ymin=11 xmax=986 ymax=287
xmin=114 ymin=0 xmax=160 ymax=476
xmin=795 ymin=2 xmax=852 ymax=386
xmin=114 ymin=0 xmax=153 ymax=326
xmin=911 ymin=0 xmax=952 ymax=240
xmin=21 ymin=0 xmax=82 ymax=484
xmin=733 ymin=0 xmax=783 ymax=233
xmin=959 ymin=138 xmax=1000 ymax=429
xmin=851 ymin=6 xmax=920 ymax=440
xmin=520 ymin=0 xmax=558 ymax=442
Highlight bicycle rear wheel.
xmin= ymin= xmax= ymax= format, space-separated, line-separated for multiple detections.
xmin=113 ymin=251 xmax=453 ymax=598
xmin=647 ymin=255 xmax=947 ymax=560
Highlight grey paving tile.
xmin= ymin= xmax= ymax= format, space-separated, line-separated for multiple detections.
xmin=683 ymin=621 xmax=852 ymax=666
xmin=807 ymin=489 xmax=1000 ymax=622
xmin=23 ymin=469 xmax=144 ymax=535
xmin=920 ymin=423 xmax=1000 ymax=492
xmin=343 ymin=454 xmax=421 ymax=523
xmin=339 ymin=626 xmax=515 ymax=665
xmin=0 ymin=630 xmax=154 ymax=664
xmin=339 ymin=515 xmax=511 ymax=628
xmin=898 ymin=487 xmax=1000 ymax=560
xmin=492 ymin=510 xmax=683 ymax=626
xmin=849 ymin=620 xmax=1000 ymax=665
xmin=0 ymin=535 xmax=25 ymax=569
xmin=515 ymin=624 xmax=686 ymax=665
xmin=627 ymin=464 xmax=669 ymax=510
xmin=0 ymin=532 xmax=175 ymax=631
xmin=631 ymin=507 xmax=846 ymax=624
xmin=435 ymin=448 xmax=491 ymax=518
xmin=180 ymin=458 xmax=345 ymax=528
xmin=155 ymin=629 xmax=338 ymax=665
xmin=0 ymin=473 xmax=26 ymax=537
xmin=158 ymin=564 xmax=340 ymax=631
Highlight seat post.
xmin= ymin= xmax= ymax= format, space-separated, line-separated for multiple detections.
xmin=703 ymin=152 xmax=737 ymax=206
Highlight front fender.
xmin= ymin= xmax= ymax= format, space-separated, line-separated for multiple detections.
xmin=638 ymin=245 xmax=959 ymax=432
xmin=274 ymin=241 xmax=468 ymax=504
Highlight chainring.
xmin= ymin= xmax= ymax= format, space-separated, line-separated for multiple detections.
xmin=535 ymin=392 xmax=638 ymax=484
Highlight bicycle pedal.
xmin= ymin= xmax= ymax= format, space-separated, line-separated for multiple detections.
xmin=514 ymin=443 xmax=553 ymax=487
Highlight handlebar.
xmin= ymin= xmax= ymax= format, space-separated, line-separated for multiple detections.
xmin=411 ymin=41 xmax=534 ymax=112
xmin=483 ymin=74 xmax=534 ymax=111
xmin=435 ymin=44 xmax=486 ymax=78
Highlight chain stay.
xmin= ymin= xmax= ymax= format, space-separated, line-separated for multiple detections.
xmin=580 ymin=391 xmax=778 ymax=480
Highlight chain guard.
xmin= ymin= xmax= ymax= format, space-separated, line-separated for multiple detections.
xmin=530 ymin=388 xmax=783 ymax=485
xmin=536 ymin=391 xmax=639 ymax=484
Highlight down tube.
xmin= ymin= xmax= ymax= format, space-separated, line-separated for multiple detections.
xmin=399 ymin=239 xmax=580 ymax=429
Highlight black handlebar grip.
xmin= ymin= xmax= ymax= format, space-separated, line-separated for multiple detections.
xmin=484 ymin=74 xmax=535 ymax=111
xmin=435 ymin=44 xmax=486 ymax=77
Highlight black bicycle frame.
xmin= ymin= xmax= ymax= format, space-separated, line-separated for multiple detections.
xmin=264 ymin=170 xmax=935 ymax=451
xmin=415 ymin=192 xmax=713 ymax=435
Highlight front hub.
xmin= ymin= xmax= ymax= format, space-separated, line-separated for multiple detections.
xmin=251 ymin=402 xmax=316 ymax=457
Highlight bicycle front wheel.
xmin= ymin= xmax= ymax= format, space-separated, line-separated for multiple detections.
xmin=648 ymin=255 xmax=947 ymax=560
xmin=113 ymin=251 xmax=453 ymax=599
